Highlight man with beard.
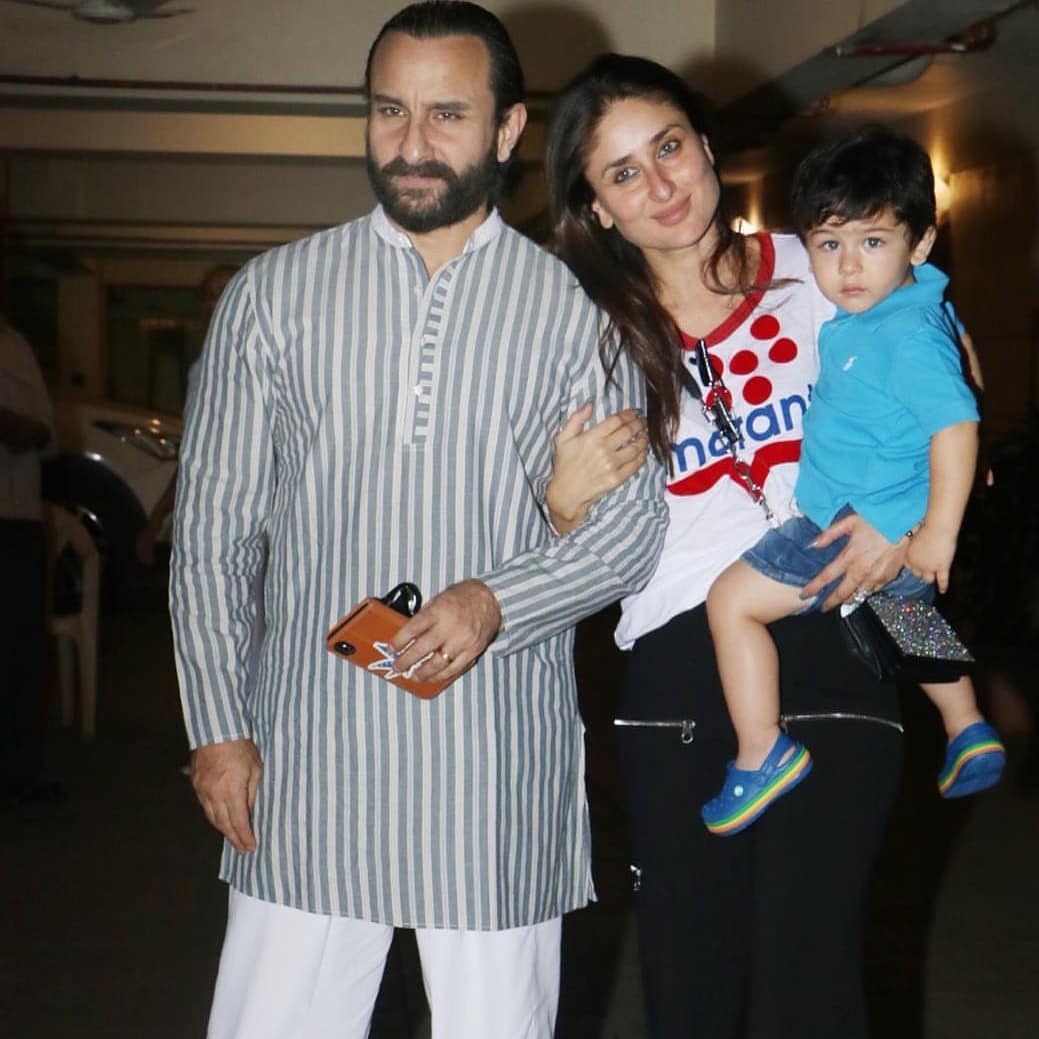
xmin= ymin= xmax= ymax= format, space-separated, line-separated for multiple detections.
xmin=171 ymin=4 xmax=665 ymax=1037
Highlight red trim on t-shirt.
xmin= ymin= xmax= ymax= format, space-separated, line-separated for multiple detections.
xmin=679 ymin=232 xmax=776 ymax=350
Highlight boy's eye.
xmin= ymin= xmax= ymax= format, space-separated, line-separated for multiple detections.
xmin=816 ymin=239 xmax=839 ymax=252
xmin=864 ymin=236 xmax=885 ymax=248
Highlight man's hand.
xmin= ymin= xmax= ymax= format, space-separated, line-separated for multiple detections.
xmin=389 ymin=579 xmax=502 ymax=685
xmin=802 ymin=511 xmax=908 ymax=610
xmin=191 ymin=739 xmax=263 ymax=854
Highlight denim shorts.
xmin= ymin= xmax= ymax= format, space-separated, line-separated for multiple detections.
xmin=742 ymin=505 xmax=933 ymax=613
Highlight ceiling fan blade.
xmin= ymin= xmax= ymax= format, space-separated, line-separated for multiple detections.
xmin=138 ymin=7 xmax=194 ymax=18
xmin=131 ymin=0 xmax=194 ymax=17
xmin=67 ymin=0 xmax=193 ymax=21
xmin=0 ymin=1 xmax=79 ymax=12
xmin=0 ymin=0 xmax=192 ymax=20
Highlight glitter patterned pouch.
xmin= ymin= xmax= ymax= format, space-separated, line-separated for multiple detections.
xmin=840 ymin=593 xmax=974 ymax=683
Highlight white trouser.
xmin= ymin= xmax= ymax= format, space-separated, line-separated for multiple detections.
xmin=207 ymin=889 xmax=562 ymax=1039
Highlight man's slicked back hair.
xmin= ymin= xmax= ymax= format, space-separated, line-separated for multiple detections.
xmin=364 ymin=1 xmax=525 ymax=121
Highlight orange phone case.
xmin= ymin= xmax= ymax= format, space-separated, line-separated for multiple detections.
xmin=325 ymin=598 xmax=448 ymax=699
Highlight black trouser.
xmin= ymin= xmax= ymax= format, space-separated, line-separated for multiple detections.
xmin=617 ymin=607 xmax=903 ymax=1039
xmin=0 ymin=518 xmax=47 ymax=793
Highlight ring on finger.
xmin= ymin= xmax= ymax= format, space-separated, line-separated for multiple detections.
xmin=851 ymin=587 xmax=869 ymax=604
xmin=438 ymin=649 xmax=453 ymax=665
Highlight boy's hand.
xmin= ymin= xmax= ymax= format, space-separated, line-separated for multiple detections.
xmin=905 ymin=525 xmax=957 ymax=593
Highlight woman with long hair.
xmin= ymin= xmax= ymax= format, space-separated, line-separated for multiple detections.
xmin=544 ymin=54 xmax=912 ymax=1038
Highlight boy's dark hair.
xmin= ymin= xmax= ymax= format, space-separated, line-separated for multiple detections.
xmin=791 ymin=125 xmax=936 ymax=244
xmin=364 ymin=1 xmax=525 ymax=122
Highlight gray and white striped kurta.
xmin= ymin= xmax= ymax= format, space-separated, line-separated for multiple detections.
xmin=171 ymin=207 xmax=667 ymax=930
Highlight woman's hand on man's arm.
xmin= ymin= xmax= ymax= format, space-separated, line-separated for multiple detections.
xmin=545 ymin=404 xmax=649 ymax=534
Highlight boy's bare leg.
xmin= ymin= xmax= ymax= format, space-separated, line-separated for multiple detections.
xmin=920 ymin=677 xmax=983 ymax=741
xmin=707 ymin=561 xmax=812 ymax=770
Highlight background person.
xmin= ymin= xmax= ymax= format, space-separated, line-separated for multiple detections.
xmin=0 ymin=313 xmax=54 ymax=803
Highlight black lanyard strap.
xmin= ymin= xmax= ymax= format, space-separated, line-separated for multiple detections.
xmin=679 ymin=338 xmax=775 ymax=522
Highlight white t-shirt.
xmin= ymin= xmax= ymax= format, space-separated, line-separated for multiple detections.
xmin=616 ymin=233 xmax=834 ymax=649
xmin=0 ymin=320 xmax=52 ymax=523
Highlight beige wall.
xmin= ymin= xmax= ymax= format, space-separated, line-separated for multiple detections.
xmin=9 ymin=155 xmax=374 ymax=228
xmin=1 ymin=0 xmax=710 ymax=245
xmin=0 ymin=0 xmax=713 ymax=92
xmin=714 ymin=0 xmax=904 ymax=100
xmin=57 ymin=272 xmax=103 ymax=396
xmin=916 ymin=97 xmax=1039 ymax=431
xmin=948 ymin=161 xmax=1037 ymax=430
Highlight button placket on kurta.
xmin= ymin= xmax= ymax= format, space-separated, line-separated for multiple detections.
xmin=398 ymin=252 xmax=459 ymax=450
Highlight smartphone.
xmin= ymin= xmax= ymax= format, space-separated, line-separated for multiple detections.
xmin=325 ymin=583 xmax=448 ymax=699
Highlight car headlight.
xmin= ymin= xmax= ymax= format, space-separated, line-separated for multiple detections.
xmin=93 ymin=420 xmax=181 ymax=461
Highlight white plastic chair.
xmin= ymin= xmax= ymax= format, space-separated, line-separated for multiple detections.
xmin=46 ymin=504 xmax=101 ymax=739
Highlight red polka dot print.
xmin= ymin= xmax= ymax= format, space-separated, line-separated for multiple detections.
xmin=742 ymin=376 xmax=772 ymax=406
xmin=729 ymin=350 xmax=758 ymax=376
xmin=768 ymin=337 xmax=798 ymax=364
xmin=750 ymin=315 xmax=780 ymax=340
xmin=713 ymin=318 xmax=802 ymax=406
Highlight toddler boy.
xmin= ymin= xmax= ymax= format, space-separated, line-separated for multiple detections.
xmin=702 ymin=126 xmax=1005 ymax=836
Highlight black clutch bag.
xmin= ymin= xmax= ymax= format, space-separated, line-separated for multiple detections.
xmin=840 ymin=593 xmax=974 ymax=683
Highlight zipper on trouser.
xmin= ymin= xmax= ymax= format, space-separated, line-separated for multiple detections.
xmin=615 ymin=712 xmax=900 ymax=891
xmin=613 ymin=718 xmax=696 ymax=744
xmin=614 ymin=719 xmax=695 ymax=893
xmin=780 ymin=711 xmax=904 ymax=734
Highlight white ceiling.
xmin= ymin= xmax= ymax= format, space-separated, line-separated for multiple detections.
xmin=717 ymin=0 xmax=1038 ymax=182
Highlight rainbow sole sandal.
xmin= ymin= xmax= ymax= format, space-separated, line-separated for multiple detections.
xmin=702 ymin=732 xmax=813 ymax=837
xmin=938 ymin=721 xmax=1006 ymax=799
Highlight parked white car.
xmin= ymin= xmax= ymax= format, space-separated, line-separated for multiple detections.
xmin=45 ymin=396 xmax=183 ymax=599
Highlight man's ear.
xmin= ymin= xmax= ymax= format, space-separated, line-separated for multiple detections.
xmin=496 ymin=103 xmax=528 ymax=163
xmin=590 ymin=198 xmax=614 ymax=230
xmin=911 ymin=225 xmax=938 ymax=265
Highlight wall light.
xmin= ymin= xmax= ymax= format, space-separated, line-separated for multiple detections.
xmin=934 ymin=174 xmax=953 ymax=224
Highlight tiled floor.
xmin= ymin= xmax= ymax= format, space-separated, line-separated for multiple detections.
xmin=2 ymin=579 xmax=1037 ymax=1038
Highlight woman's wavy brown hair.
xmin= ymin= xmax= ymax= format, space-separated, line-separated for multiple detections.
xmin=545 ymin=53 xmax=757 ymax=466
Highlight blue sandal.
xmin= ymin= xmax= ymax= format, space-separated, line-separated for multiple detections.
xmin=938 ymin=721 xmax=1006 ymax=799
xmin=702 ymin=732 xmax=813 ymax=836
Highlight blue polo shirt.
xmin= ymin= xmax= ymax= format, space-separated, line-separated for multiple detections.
xmin=795 ymin=262 xmax=979 ymax=542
